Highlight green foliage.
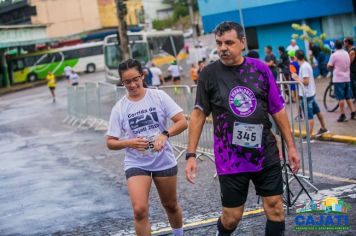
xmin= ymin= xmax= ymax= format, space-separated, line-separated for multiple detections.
xmin=152 ymin=18 xmax=174 ymax=30
xmin=291 ymin=23 xmax=331 ymax=55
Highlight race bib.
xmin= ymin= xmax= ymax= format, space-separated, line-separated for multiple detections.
xmin=232 ymin=122 xmax=263 ymax=148
xmin=141 ymin=134 xmax=158 ymax=155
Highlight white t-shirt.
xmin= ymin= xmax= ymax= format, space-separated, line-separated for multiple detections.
xmin=150 ymin=67 xmax=163 ymax=86
xmin=107 ymin=89 xmax=183 ymax=171
xmin=287 ymin=44 xmax=299 ymax=52
xmin=327 ymin=49 xmax=351 ymax=83
xmin=168 ymin=64 xmax=182 ymax=77
xmin=64 ymin=66 xmax=72 ymax=76
xmin=298 ymin=61 xmax=316 ymax=98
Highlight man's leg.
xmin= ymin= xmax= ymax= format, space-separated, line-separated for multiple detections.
xmin=263 ymin=195 xmax=285 ymax=236
xmin=217 ymin=206 xmax=244 ymax=236
xmin=216 ymin=173 xmax=250 ymax=235
xmin=153 ymin=168 xmax=183 ymax=236
xmin=127 ymin=174 xmax=152 ymax=236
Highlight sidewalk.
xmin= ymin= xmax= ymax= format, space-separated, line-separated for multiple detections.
xmin=312 ymin=77 xmax=356 ymax=143
xmin=0 ymin=80 xmax=47 ymax=96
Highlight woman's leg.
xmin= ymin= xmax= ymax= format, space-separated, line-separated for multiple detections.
xmin=153 ymin=175 xmax=183 ymax=230
xmin=127 ymin=175 xmax=152 ymax=236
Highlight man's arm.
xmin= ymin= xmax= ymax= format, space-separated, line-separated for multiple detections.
xmin=272 ymin=108 xmax=300 ymax=174
xmin=185 ymin=108 xmax=206 ymax=184
xmin=349 ymin=49 xmax=355 ymax=63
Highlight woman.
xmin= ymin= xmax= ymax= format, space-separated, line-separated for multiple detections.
xmin=106 ymin=59 xmax=187 ymax=236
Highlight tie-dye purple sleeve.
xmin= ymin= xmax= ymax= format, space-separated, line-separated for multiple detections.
xmin=265 ymin=67 xmax=285 ymax=114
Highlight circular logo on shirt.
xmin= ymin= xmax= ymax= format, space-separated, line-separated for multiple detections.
xmin=229 ymin=86 xmax=257 ymax=117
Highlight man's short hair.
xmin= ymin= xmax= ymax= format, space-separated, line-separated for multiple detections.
xmin=295 ymin=49 xmax=305 ymax=60
xmin=266 ymin=45 xmax=273 ymax=51
xmin=334 ymin=40 xmax=343 ymax=50
xmin=344 ymin=37 xmax=354 ymax=46
xmin=213 ymin=21 xmax=245 ymax=39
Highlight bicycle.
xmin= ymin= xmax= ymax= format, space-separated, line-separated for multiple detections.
xmin=323 ymin=74 xmax=339 ymax=112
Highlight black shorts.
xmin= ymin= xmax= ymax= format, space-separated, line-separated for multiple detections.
xmin=125 ymin=165 xmax=177 ymax=180
xmin=48 ymin=86 xmax=55 ymax=91
xmin=218 ymin=162 xmax=283 ymax=208
xmin=172 ymin=76 xmax=181 ymax=82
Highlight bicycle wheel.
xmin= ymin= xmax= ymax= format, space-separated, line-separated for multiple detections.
xmin=323 ymin=83 xmax=339 ymax=112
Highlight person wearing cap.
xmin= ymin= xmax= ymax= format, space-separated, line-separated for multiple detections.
xmin=287 ymin=39 xmax=299 ymax=52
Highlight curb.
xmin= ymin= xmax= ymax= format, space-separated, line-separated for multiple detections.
xmin=293 ymin=129 xmax=356 ymax=144
xmin=0 ymin=81 xmax=47 ymax=96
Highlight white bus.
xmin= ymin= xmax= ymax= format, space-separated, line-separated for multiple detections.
xmin=7 ymin=41 xmax=105 ymax=84
xmin=103 ymin=30 xmax=188 ymax=84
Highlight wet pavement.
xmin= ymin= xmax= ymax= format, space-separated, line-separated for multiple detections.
xmin=0 ymin=72 xmax=356 ymax=235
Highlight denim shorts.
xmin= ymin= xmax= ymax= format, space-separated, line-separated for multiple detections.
xmin=334 ymin=82 xmax=353 ymax=100
xmin=125 ymin=165 xmax=178 ymax=179
xmin=301 ymin=95 xmax=320 ymax=120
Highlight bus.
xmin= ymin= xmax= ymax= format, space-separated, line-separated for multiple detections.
xmin=7 ymin=41 xmax=104 ymax=84
xmin=103 ymin=30 xmax=188 ymax=84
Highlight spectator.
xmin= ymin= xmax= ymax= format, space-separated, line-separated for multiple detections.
xmin=344 ymin=37 xmax=356 ymax=102
xmin=246 ymin=50 xmax=260 ymax=59
xmin=327 ymin=40 xmax=356 ymax=122
xmin=286 ymin=39 xmax=299 ymax=52
xmin=70 ymin=70 xmax=79 ymax=86
xmin=292 ymin=49 xmax=329 ymax=139
xmin=190 ymin=63 xmax=198 ymax=85
xmin=168 ymin=60 xmax=183 ymax=86
xmin=264 ymin=45 xmax=278 ymax=80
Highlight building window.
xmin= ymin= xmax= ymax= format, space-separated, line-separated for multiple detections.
xmin=321 ymin=13 xmax=356 ymax=39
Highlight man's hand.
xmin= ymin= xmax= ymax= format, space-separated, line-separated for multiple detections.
xmin=185 ymin=158 xmax=197 ymax=184
xmin=288 ymin=147 xmax=300 ymax=174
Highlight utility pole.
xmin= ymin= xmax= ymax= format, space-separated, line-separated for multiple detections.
xmin=188 ymin=0 xmax=198 ymax=45
xmin=237 ymin=0 xmax=248 ymax=52
xmin=116 ymin=0 xmax=130 ymax=60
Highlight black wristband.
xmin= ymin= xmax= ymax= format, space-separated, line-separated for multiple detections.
xmin=161 ymin=130 xmax=170 ymax=138
xmin=185 ymin=152 xmax=196 ymax=160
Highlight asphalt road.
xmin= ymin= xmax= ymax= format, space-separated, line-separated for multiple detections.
xmin=0 ymin=71 xmax=355 ymax=236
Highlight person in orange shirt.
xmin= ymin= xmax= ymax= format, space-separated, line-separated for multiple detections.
xmin=190 ymin=63 xmax=198 ymax=84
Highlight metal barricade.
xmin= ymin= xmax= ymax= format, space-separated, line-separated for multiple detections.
xmin=84 ymin=82 xmax=101 ymax=128
xmin=97 ymin=82 xmax=119 ymax=129
xmin=63 ymin=86 xmax=76 ymax=124
xmin=70 ymin=86 xmax=87 ymax=127
xmin=159 ymin=85 xmax=192 ymax=159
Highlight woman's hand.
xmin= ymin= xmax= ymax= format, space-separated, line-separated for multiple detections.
xmin=153 ymin=134 xmax=168 ymax=152
xmin=129 ymin=137 xmax=149 ymax=151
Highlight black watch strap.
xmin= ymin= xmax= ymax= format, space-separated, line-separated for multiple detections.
xmin=162 ymin=130 xmax=170 ymax=138
xmin=185 ymin=152 xmax=196 ymax=160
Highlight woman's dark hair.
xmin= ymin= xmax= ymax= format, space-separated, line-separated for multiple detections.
xmin=213 ymin=21 xmax=245 ymax=39
xmin=295 ymin=49 xmax=306 ymax=60
xmin=118 ymin=59 xmax=147 ymax=87
xmin=278 ymin=46 xmax=285 ymax=53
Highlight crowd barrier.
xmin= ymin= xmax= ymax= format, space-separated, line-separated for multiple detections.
xmin=64 ymin=80 xmax=317 ymax=204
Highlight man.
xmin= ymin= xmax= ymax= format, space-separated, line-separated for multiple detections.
xmin=327 ymin=40 xmax=356 ymax=122
xmin=344 ymin=37 xmax=356 ymax=102
xmin=185 ymin=21 xmax=300 ymax=236
xmin=168 ymin=60 xmax=183 ymax=85
xmin=150 ymin=62 xmax=164 ymax=87
xmin=264 ymin=45 xmax=278 ymax=80
xmin=286 ymin=39 xmax=299 ymax=52
xmin=291 ymin=50 xmax=329 ymax=139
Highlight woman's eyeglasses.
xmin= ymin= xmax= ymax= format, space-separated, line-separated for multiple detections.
xmin=122 ymin=75 xmax=142 ymax=85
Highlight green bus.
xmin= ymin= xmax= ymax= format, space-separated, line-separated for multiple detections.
xmin=6 ymin=41 xmax=104 ymax=84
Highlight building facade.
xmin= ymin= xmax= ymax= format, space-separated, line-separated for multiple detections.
xmin=197 ymin=0 xmax=356 ymax=58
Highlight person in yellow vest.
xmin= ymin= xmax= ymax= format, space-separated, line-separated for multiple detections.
xmin=46 ymin=71 xmax=56 ymax=103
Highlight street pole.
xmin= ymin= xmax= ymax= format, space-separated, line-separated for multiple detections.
xmin=237 ymin=0 xmax=248 ymax=52
xmin=188 ymin=0 xmax=198 ymax=45
xmin=116 ymin=0 xmax=130 ymax=60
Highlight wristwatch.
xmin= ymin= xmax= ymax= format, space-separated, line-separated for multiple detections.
xmin=161 ymin=130 xmax=170 ymax=138
xmin=185 ymin=152 xmax=197 ymax=160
